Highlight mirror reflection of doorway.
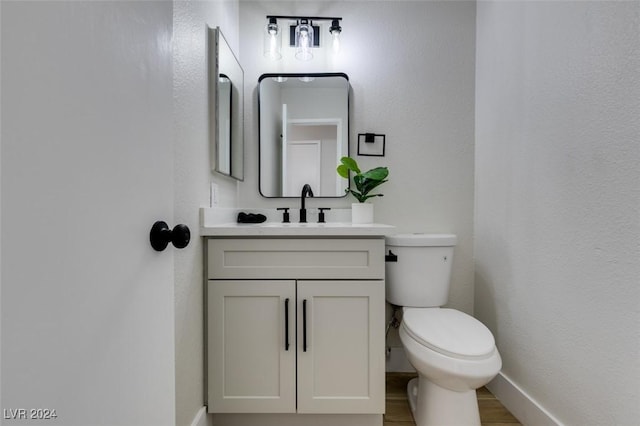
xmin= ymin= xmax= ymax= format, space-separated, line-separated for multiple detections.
xmin=282 ymin=120 xmax=341 ymax=196
xmin=283 ymin=140 xmax=320 ymax=196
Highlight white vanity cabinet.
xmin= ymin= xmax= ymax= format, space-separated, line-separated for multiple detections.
xmin=206 ymin=237 xmax=386 ymax=420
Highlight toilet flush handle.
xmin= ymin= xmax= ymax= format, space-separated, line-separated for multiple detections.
xmin=385 ymin=250 xmax=398 ymax=262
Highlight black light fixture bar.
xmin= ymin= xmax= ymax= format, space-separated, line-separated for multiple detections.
xmin=266 ymin=15 xmax=342 ymax=22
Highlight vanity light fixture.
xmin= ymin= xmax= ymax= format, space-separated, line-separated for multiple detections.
xmin=263 ymin=16 xmax=282 ymax=60
xmin=264 ymin=15 xmax=343 ymax=61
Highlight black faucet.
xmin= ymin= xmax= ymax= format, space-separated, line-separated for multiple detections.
xmin=299 ymin=184 xmax=314 ymax=223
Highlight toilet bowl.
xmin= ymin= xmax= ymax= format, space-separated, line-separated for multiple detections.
xmin=399 ymin=308 xmax=502 ymax=426
xmin=385 ymin=234 xmax=501 ymax=426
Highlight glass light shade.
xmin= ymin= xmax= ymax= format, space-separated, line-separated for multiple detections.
xmin=330 ymin=19 xmax=341 ymax=54
xmin=263 ymin=18 xmax=282 ymax=60
xmin=331 ymin=30 xmax=340 ymax=53
xmin=295 ymin=20 xmax=314 ymax=61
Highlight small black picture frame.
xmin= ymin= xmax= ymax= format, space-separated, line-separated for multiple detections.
xmin=357 ymin=133 xmax=385 ymax=157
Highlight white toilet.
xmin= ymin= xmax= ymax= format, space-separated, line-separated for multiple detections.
xmin=386 ymin=233 xmax=501 ymax=426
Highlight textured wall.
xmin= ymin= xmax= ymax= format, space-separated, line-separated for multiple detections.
xmin=239 ymin=1 xmax=477 ymax=316
xmin=475 ymin=1 xmax=640 ymax=424
xmin=173 ymin=2 xmax=239 ymax=425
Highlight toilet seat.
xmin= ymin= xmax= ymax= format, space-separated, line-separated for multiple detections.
xmin=402 ymin=308 xmax=495 ymax=360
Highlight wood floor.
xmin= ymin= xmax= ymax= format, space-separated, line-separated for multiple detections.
xmin=384 ymin=373 xmax=521 ymax=426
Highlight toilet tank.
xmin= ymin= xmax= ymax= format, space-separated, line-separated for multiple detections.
xmin=385 ymin=234 xmax=457 ymax=307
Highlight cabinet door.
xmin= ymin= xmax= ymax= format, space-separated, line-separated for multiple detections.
xmin=207 ymin=280 xmax=296 ymax=413
xmin=297 ymin=280 xmax=385 ymax=414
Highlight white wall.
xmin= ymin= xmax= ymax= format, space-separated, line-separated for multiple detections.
xmin=239 ymin=1 xmax=477 ymax=319
xmin=475 ymin=1 xmax=640 ymax=424
xmin=173 ymin=1 xmax=239 ymax=425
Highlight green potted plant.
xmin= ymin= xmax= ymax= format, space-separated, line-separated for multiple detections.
xmin=337 ymin=156 xmax=389 ymax=224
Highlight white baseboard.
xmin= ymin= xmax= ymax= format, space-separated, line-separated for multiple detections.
xmin=208 ymin=413 xmax=381 ymax=426
xmin=487 ymin=372 xmax=563 ymax=426
xmin=190 ymin=406 xmax=209 ymax=426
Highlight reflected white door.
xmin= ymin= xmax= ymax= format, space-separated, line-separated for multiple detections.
xmin=1 ymin=2 xmax=176 ymax=425
xmin=284 ymin=140 xmax=321 ymax=196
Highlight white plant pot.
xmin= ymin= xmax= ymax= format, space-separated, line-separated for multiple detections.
xmin=351 ymin=203 xmax=374 ymax=224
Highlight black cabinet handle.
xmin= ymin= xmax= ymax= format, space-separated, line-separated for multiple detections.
xmin=303 ymin=299 xmax=308 ymax=352
xmin=150 ymin=221 xmax=190 ymax=251
xmin=284 ymin=298 xmax=290 ymax=351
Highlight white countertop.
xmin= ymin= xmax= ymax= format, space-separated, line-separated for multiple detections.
xmin=200 ymin=208 xmax=395 ymax=237
xmin=200 ymin=221 xmax=395 ymax=237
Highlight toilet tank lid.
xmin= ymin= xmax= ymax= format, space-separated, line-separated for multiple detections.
xmin=386 ymin=233 xmax=457 ymax=247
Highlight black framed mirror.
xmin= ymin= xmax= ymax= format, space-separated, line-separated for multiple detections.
xmin=209 ymin=27 xmax=244 ymax=181
xmin=258 ymin=73 xmax=349 ymax=197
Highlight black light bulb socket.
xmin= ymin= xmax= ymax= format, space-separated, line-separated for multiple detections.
xmin=267 ymin=17 xmax=278 ymax=34
xmin=330 ymin=19 xmax=342 ymax=34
